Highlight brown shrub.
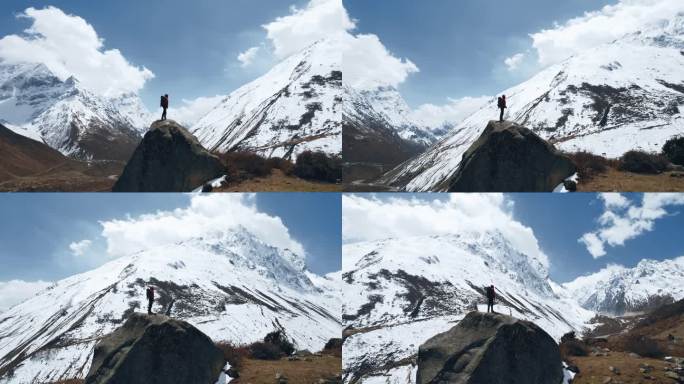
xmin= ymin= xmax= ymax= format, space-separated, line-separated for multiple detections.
xmin=215 ymin=342 xmax=249 ymax=369
xmin=249 ymin=341 xmax=283 ymax=360
xmin=566 ymin=151 xmax=612 ymax=180
xmin=323 ymin=338 xmax=342 ymax=357
xmin=216 ymin=152 xmax=295 ymax=183
xmin=266 ymin=157 xmax=294 ymax=175
xmin=293 ymin=151 xmax=342 ymax=183
xmin=623 ymin=335 xmax=665 ymax=358
xmin=559 ymin=339 xmax=589 ymax=360
xmin=618 ymin=150 xmax=669 ymax=174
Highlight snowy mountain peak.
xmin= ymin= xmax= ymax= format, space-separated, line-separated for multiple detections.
xmin=0 ymin=225 xmax=340 ymax=384
xmin=191 ymin=38 xmax=342 ymax=160
xmin=564 ymin=256 xmax=684 ymax=315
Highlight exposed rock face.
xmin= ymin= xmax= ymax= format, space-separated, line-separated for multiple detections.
xmin=113 ymin=120 xmax=224 ymax=192
xmin=416 ymin=312 xmax=562 ymax=384
xmin=85 ymin=313 xmax=225 ymax=384
xmin=447 ymin=121 xmax=575 ymax=192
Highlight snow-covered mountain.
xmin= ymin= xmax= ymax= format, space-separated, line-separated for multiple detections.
xmin=0 ymin=226 xmax=341 ymax=384
xmin=564 ymin=257 xmax=684 ymax=316
xmin=0 ymin=62 xmax=151 ymax=161
xmin=353 ymin=86 xmax=448 ymax=147
xmin=342 ymin=85 xmax=424 ymax=172
xmin=191 ymin=39 xmax=342 ymax=160
xmin=381 ymin=15 xmax=684 ymax=191
xmin=342 ymin=231 xmax=593 ymax=383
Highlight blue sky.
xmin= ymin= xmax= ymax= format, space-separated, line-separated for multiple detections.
xmin=345 ymin=0 xmax=617 ymax=107
xmin=0 ymin=0 xmax=309 ymax=110
xmin=343 ymin=193 xmax=684 ymax=283
xmin=0 ymin=193 xmax=341 ymax=283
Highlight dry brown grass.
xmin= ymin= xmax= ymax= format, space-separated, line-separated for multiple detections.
xmin=577 ymin=167 xmax=684 ymax=192
xmin=214 ymin=169 xmax=341 ymax=192
xmin=569 ymin=352 xmax=676 ymax=384
xmin=231 ymin=354 xmax=340 ymax=384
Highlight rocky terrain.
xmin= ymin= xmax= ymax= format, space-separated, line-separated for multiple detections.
xmin=113 ymin=119 xmax=225 ymax=192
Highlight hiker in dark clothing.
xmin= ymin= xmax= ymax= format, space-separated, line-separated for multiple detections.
xmin=146 ymin=286 xmax=155 ymax=314
xmin=160 ymin=94 xmax=169 ymax=121
xmin=485 ymin=285 xmax=496 ymax=313
xmin=497 ymin=95 xmax=507 ymax=122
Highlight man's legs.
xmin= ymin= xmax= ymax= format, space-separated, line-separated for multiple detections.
xmin=161 ymin=108 xmax=167 ymax=120
xmin=499 ymin=108 xmax=504 ymax=122
xmin=148 ymin=299 xmax=152 ymax=314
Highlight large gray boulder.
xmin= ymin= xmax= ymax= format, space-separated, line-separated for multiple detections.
xmin=85 ymin=313 xmax=225 ymax=384
xmin=416 ymin=312 xmax=563 ymax=384
xmin=447 ymin=121 xmax=575 ymax=192
xmin=112 ymin=120 xmax=224 ymax=192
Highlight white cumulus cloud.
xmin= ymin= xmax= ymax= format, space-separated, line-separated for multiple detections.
xmin=0 ymin=6 xmax=154 ymax=97
xmin=579 ymin=193 xmax=684 ymax=258
xmin=411 ymin=96 xmax=490 ymax=127
xmin=342 ymin=33 xmax=419 ymax=90
xmin=342 ymin=194 xmax=549 ymax=270
xmin=237 ymin=46 xmax=260 ymax=67
xmin=99 ymin=194 xmax=305 ymax=259
xmin=0 ymin=280 xmax=52 ymax=311
xmin=69 ymin=239 xmax=92 ymax=257
xmin=263 ymin=0 xmax=354 ymax=59
xmin=529 ymin=0 xmax=684 ymax=67
xmin=504 ymin=53 xmax=525 ymax=71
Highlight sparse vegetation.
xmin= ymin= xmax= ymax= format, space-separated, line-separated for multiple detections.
xmin=263 ymin=330 xmax=295 ymax=356
xmin=323 ymin=338 xmax=343 ymax=357
xmin=215 ymin=342 xmax=250 ymax=370
xmin=249 ymin=341 xmax=284 ymax=360
xmin=618 ymin=150 xmax=669 ymax=174
xmin=217 ymin=152 xmax=294 ymax=183
xmin=560 ymin=339 xmax=589 ymax=359
xmin=566 ymin=151 xmax=614 ymax=180
xmin=623 ymin=335 xmax=664 ymax=358
xmin=662 ymin=136 xmax=684 ymax=166
xmin=293 ymin=151 xmax=342 ymax=183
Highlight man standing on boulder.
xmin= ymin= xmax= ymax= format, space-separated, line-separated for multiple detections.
xmin=160 ymin=94 xmax=169 ymax=121
xmin=146 ymin=286 xmax=155 ymax=315
xmin=485 ymin=285 xmax=496 ymax=313
xmin=497 ymin=95 xmax=506 ymax=122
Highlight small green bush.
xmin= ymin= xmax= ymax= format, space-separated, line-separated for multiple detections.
xmin=249 ymin=342 xmax=283 ymax=360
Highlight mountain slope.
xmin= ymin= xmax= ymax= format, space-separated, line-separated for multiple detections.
xmin=0 ymin=122 xmax=68 ymax=182
xmin=0 ymin=227 xmax=341 ymax=384
xmin=564 ymin=257 xmax=684 ymax=315
xmin=354 ymin=86 xmax=447 ymax=147
xmin=343 ymin=86 xmax=424 ymax=183
xmin=341 ymin=232 xmax=593 ymax=383
xmin=381 ymin=16 xmax=684 ymax=191
xmin=0 ymin=62 xmax=149 ymax=161
xmin=192 ymin=39 xmax=342 ymax=160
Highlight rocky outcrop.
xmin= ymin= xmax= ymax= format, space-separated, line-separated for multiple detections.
xmin=416 ymin=312 xmax=562 ymax=384
xmin=113 ymin=120 xmax=225 ymax=192
xmin=446 ymin=121 xmax=576 ymax=192
xmin=85 ymin=313 xmax=225 ymax=384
